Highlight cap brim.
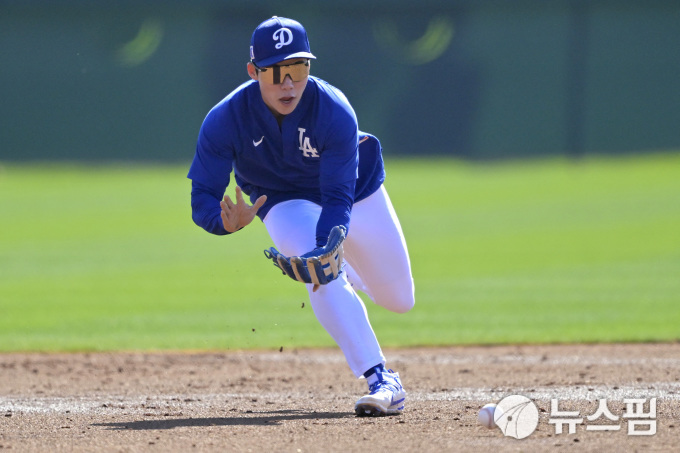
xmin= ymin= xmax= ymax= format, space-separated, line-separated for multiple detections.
xmin=256 ymin=52 xmax=316 ymax=68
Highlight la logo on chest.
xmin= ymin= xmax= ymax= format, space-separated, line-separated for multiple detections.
xmin=298 ymin=127 xmax=319 ymax=158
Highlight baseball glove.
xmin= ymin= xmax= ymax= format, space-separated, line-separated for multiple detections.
xmin=263 ymin=225 xmax=347 ymax=286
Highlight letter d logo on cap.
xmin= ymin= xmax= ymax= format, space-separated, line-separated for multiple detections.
xmin=273 ymin=28 xmax=293 ymax=49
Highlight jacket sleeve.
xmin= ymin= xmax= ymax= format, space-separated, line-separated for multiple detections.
xmin=190 ymin=180 xmax=229 ymax=235
xmin=315 ymin=107 xmax=358 ymax=247
xmin=187 ymin=109 xmax=234 ymax=236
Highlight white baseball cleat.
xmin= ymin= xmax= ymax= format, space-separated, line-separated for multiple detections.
xmin=355 ymin=369 xmax=406 ymax=416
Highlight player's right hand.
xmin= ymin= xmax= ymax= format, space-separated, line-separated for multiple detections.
xmin=220 ymin=186 xmax=266 ymax=233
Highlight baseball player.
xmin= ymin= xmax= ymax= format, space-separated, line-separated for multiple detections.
xmin=188 ymin=16 xmax=415 ymax=416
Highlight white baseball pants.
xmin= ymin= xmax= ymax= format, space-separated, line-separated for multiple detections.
xmin=263 ymin=185 xmax=415 ymax=377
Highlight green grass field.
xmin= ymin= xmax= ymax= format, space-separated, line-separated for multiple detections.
xmin=1 ymin=153 xmax=679 ymax=352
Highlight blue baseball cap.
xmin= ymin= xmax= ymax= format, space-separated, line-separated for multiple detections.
xmin=250 ymin=16 xmax=316 ymax=67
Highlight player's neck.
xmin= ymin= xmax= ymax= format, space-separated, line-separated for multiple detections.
xmin=272 ymin=110 xmax=286 ymax=128
xmin=263 ymin=102 xmax=286 ymax=126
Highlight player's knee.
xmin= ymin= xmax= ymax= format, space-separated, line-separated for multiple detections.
xmin=373 ymin=282 xmax=415 ymax=314
xmin=391 ymin=292 xmax=415 ymax=314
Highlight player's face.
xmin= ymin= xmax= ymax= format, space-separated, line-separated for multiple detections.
xmin=248 ymin=58 xmax=309 ymax=119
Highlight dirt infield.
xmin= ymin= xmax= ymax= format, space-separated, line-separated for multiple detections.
xmin=1 ymin=343 xmax=679 ymax=452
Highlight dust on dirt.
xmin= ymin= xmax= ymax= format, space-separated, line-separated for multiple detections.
xmin=1 ymin=343 xmax=679 ymax=452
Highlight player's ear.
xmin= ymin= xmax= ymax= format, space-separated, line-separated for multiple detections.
xmin=247 ymin=62 xmax=258 ymax=81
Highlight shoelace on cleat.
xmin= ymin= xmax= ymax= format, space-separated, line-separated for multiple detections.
xmin=368 ymin=375 xmax=402 ymax=395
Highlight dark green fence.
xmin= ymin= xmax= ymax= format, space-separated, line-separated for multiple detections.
xmin=1 ymin=1 xmax=679 ymax=160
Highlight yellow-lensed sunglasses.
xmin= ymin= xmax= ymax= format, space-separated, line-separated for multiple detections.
xmin=252 ymin=60 xmax=310 ymax=84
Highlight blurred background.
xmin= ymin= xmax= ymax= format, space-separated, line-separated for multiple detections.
xmin=1 ymin=1 xmax=679 ymax=351
xmin=2 ymin=0 xmax=679 ymax=162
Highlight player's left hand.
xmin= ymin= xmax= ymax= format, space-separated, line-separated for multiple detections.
xmin=220 ymin=186 xmax=267 ymax=233
xmin=264 ymin=225 xmax=347 ymax=289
